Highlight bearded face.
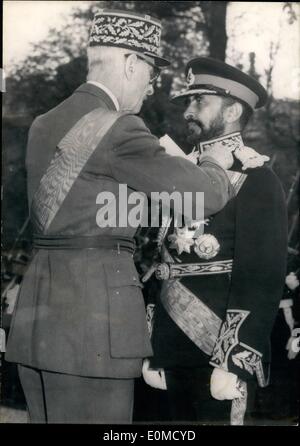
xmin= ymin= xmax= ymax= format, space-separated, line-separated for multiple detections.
xmin=184 ymin=94 xmax=227 ymax=144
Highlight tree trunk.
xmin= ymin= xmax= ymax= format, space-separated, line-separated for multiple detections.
xmin=206 ymin=2 xmax=228 ymax=61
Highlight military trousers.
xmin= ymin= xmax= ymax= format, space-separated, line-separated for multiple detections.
xmin=18 ymin=365 xmax=134 ymax=424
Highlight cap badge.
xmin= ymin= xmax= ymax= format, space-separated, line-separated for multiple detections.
xmin=187 ymin=68 xmax=195 ymax=86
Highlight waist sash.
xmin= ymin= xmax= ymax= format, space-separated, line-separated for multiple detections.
xmin=161 ymin=279 xmax=222 ymax=356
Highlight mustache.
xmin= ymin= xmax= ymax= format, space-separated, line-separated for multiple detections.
xmin=186 ymin=117 xmax=201 ymax=125
xmin=186 ymin=118 xmax=203 ymax=130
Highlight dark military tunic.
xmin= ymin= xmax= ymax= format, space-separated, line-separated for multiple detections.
xmin=151 ymin=161 xmax=288 ymax=385
xmin=5 ymin=83 xmax=231 ymax=379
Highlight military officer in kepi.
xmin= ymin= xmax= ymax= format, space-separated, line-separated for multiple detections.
xmin=145 ymin=57 xmax=288 ymax=425
xmin=5 ymin=11 xmax=234 ymax=423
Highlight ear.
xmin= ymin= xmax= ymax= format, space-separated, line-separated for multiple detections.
xmin=124 ymin=53 xmax=137 ymax=80
xmin=223 ymin=102 xmax=243 ymax=124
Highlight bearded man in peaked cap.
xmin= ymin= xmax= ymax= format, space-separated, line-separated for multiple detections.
xmin=147 ymin=57 xmax=288 ymax=425
xmin=5 ymin=11 xmax=234 ymax=423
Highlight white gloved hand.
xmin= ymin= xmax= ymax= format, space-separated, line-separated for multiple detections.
xmin=210 ymin=368 xmax=243 ymax=400
xmin=286 ymin=333 xmax=300 ymax=360
xmin=234 ymin=146 xmax=270 ymax=171
xmin=285 ymin=272 xmax=300 ymax=291
xmin=142 ymin=359 xmax=167 ymax=390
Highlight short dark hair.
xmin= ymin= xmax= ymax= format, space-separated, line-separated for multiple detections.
xmin=221 ymin=96 xmax=253 ymax=129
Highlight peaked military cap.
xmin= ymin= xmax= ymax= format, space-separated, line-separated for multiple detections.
xmin=172 ymin=57 xmax=268 ymax=109
xmin=89 ymin=8 xmax=170 ymax=67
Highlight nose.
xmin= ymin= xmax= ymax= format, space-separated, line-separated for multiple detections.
xmin=184 ymin=110 xmax=195 ymax=121
xmin=146 ymin=84 xmax=154 ymax=96
xmin=184 ymin=100 xmax=196 ymax=121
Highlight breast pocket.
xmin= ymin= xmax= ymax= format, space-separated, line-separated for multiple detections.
xmin=104 ymin=260 xmax=153 ymax=359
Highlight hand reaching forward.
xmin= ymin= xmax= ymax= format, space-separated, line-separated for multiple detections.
xmin=200 ymin=145 xmax=234 ymax=170
xmin=234 ymin=146 xmax=270 ymax=171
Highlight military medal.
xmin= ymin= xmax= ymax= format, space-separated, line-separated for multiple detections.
xmin=167 ymin=220 xmax=219 ymax=259
xmin=168 ymin=227 xmax=195 ymax=255
xmin=194 ymin=234 xmax=220 ymax=260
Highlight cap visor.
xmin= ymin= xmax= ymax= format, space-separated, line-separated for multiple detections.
xmin=144 ymin=52 xmax=170 ymax=67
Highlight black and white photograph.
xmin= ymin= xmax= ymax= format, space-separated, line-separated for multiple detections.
xmin=1 ymin=0 xmax=299 ymax=427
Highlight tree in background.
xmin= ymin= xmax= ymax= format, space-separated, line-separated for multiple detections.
xmin=225 ymin=2 xmax=299 ymax=200
xmin=5 ymin=1 xmax=229 ymax=130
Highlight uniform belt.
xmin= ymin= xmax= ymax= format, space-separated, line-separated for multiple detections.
xmin=154 ymin=259 xmax=233 ymax=280
xmin=33 ymin=234 xmax=136 ymax=253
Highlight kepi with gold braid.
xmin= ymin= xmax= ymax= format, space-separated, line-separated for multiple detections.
xmin=89 ymin=8 xmax=170 ymax=67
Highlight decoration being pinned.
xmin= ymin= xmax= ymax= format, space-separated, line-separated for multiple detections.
xmin=159 ymin=133 xmax=269 ymax=171
xmin=200 ymin=132 xmax=243 ymax=154
xmin=199 ymin=132 xmax=270 ymax=171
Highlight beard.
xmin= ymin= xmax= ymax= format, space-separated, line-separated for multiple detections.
xmin=186 ymin=113 xmax=226 ymax=144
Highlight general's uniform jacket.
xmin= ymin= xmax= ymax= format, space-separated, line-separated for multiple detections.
xmin=151 ymin=155 xmax=288 ymax=386
xmin=5 ymin=83 xmax=230 ymax=379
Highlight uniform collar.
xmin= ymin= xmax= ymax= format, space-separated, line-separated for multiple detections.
xmin=87 ymin=81 xmax=120 ymax=111
xmin=75 ymin=82 xmax=119 ymax=111
xmin=199 ymin=132 xmax=244 ymax=154
xmin=196 ymin=132 xmax=245 ymax=173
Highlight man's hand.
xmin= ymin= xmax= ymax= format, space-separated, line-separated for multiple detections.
xmin=286 ymin=333 xmax=300 ymax=360
xmin=210 ymin=368 xmax=243 ymax=400
xmin=200 ymin=146 xmax=234 ymax=170
xmin=185 ymin=148 xmax=199 ymax=165
xmin=234 ymin=146 xmax=270 ymax=171
xmin=142 ymin=359 xmax=167 ymax=390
